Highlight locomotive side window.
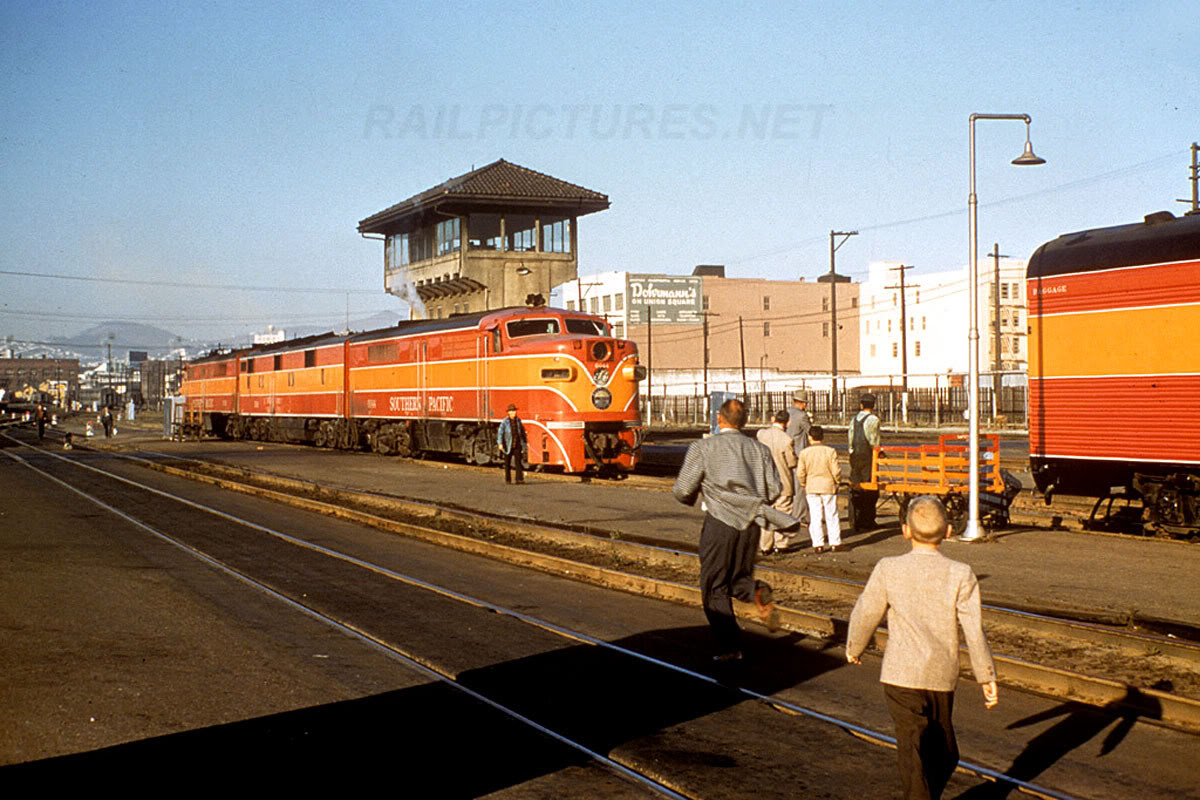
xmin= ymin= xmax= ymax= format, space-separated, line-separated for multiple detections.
xmin=565 ymin=317 xmax=609 ymax=336
xmin=506 ymin=318 xmax=560 ymax=338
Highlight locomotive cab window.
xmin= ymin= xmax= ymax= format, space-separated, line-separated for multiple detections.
xmin=506 ymin=318 xmax=560 ymax=338
xmin=564 ymin=317 xmax=609 ymax=337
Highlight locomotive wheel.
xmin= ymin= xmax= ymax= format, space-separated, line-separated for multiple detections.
xmin=314 ymin=420 xmax=334 ymax=448
xmin=471 ymin=429 xmax=494 ymax=465
xmin=393 ymin=426 xmax=414 ymax=458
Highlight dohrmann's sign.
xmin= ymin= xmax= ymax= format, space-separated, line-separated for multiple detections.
xmin=626 ymin=274 xmax=702 ymax=325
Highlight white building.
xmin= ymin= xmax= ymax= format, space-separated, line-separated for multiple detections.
xmin=858 ymin=259 xmax=1028 ymax=380
xmin=553 ymin=271 xmax=630 ymax=339
xmin=253 ymin=326 xmax=286 ymax=345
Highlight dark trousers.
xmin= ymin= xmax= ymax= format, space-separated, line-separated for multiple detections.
xmin=503 ymin=448 xmax=524 ymax=483
xmin=884 ymin=684 xmax=959 ymax=800
xmin=698 ymin=514 xmax=762 ymax=653
xmin=849 ymin=487 xmax=879 ymax=530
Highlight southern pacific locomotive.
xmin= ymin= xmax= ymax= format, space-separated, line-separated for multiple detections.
xmin=179 ymin=306 xmax=644 ymax=473
xmin=1027 ymin=210 xmax=1200 ymax=536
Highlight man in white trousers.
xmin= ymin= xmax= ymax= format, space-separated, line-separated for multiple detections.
xmin=796 ymin=425 xmax=842 ymax=553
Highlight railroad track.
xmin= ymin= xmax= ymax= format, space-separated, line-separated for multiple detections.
xmin=2 ymin=432 xmax=1086 ymax=799
xmin=44 ymin=434 xmax=1200 ymax=734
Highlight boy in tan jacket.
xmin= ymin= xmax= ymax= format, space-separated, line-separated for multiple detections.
xmin=846 ymin=496 xmax=998 ymax=800
xmin=796 ymin=425 xmax=842 ymax=552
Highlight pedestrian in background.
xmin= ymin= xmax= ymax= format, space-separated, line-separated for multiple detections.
xmin=673 ymin=398 xmax=781 ymax=661
xmin=101 ymin=406 xmax=114 ymax=439
xmin=848 ymin=393 xmax=881 ymax=531
xmin=796 ymin=425 xmax=842 ymax=553
xmin=496 ymin=403 xmax=527 ymax=484
xmin=786 ymin=390 xmax=812 ymax=527
xmin=756 ymin=409 xmax=799 ymax=554
xmin=846 ymin=495 xmax=998 ymax=800
xmin=36 ymin=403 xmax=47 ymax=440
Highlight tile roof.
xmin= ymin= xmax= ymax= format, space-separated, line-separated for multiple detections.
xmin=358 ymin=159 xmax=609 ymax=232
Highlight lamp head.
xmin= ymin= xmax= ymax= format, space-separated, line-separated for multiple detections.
xmin=1012 ymin=123 xmax=1045 ymax=166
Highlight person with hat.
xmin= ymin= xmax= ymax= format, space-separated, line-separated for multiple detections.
xmin=496 ymin=403 xmax=527 ymax=484
xmin=848 ymin=393 xmax=882 ymax=531
xmin=785 ymin=390 xmax=813 ymax=527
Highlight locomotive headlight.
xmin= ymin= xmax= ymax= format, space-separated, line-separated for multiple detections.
xmin=591 ymin=387 xmax=613 ymax=409
xmin=621 ymin=364 xmax=648 ymax=381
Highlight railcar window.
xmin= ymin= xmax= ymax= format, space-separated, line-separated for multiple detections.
xmin=273 ymin=355 xmax=282 ymax=371
xmin=564 ymin=318 xmax=609 ymax=336
xmin=305 ymin=349 xmax=316 ymax=368
xmin=506 ymin=318 xmax=560 ymax=338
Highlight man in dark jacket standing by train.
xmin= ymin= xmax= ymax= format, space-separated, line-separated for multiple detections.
xmin=496 ymin=403 xmax=527 ymax=484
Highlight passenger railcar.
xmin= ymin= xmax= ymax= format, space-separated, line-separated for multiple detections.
xmin=180 ymin=306 xmax=643 ymax=473
xmin=1027 ymin=210 xmax=1200 ymax=535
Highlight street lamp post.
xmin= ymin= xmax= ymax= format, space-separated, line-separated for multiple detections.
xmin=962 ymin=113 xmax=1045 ymax=542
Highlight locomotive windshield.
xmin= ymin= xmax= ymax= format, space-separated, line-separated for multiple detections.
xmin=506 ymin=318 xmax=560 ymax=338
xmin=565 ymin=317 xmax=610 ymax=336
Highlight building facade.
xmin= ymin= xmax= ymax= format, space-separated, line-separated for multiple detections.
xmin=0 ymin=357 xmax=80 ymax=404
xmin=858 ymin=258 xmax=1028 ymax=379
xmin=358 ymin=160 xmax=609 ymax=320
xmin=556 ymin=268 xmax=860 ymax=392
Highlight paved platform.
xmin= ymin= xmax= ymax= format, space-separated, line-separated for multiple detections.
xmin=45 ymin=416 xmax=1200 ymax=630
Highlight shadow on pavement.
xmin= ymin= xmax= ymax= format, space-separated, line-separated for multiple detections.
xmin=953 ymin=683 xmax=1167 ymax=799
xmin=4 ymin=626 xmax=848 ymax=794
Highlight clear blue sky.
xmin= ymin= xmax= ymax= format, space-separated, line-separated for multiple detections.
xmin=2 ymin=0 xmax=1196 ymax=342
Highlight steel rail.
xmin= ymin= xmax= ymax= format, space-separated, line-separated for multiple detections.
xmin=5 ymin=435 xmax=1081 ymax=799
xmin=0 ymin=442 xmax=689 ymax=800
xmin=118 ymin=446 xmax=1200 ymax=660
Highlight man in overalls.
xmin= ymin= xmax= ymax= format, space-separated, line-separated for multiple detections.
xmin=848 ymin=393 xmax=881 ymax=532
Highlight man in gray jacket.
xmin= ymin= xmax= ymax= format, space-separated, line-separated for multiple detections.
xmin=674 ymin=398 xmax=781 ymax=660
xmin=846 ymin=496 xmax=998 ymax=800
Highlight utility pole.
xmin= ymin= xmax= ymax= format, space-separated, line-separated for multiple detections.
xmin=1179 ymin=142 xmax=1199 ymax=215
xmin=738 ymin=315 xmax=747 ymax=400
xmin=885 ymin=264 xmax=917 ymax=391
xmin=990 ymin=244 xmax=1010 ymax=398
xmin=826 ymin=230 xmax=857 ymax=414
xmin=646 ymin=309 xmax=653 ymax=423
xmin=700 ymin=311 xmax=721 ymax=399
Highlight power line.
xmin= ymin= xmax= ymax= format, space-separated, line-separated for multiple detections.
xmin=0 ymin=308 xmax=399 ymax=324
xmin=0 ymin=269 xmax=381 ymax=295
xmin=723 ymin=148 xmax=1187 ymax=266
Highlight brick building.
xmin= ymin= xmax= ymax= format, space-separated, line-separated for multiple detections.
xmin=0 ymin=357 xmax=80 ymax=404
xmin=556 ymin=267 xmax=860 ymax=394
